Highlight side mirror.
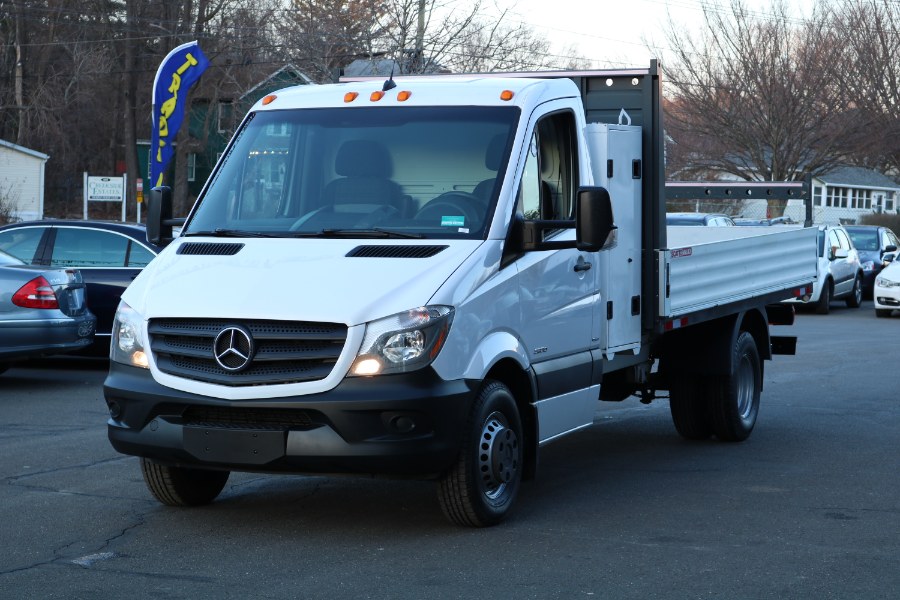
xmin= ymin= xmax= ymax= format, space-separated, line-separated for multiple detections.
xmin=146 ymin=186 xmax=183 ymax=247
xmin=576 ymin=187 xmax=616 ymax=252
xmin=833 ymin=247 xmax=849 ymax=260
xmin=884 ymin=252 xmax=897 ymax=264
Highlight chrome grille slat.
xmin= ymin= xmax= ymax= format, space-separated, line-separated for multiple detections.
xmin=149 ymin=318 xmax=347 ymax=386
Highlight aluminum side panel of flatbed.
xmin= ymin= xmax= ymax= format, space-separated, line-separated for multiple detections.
xmin=660 ymin=226 xmax=818 ymax=318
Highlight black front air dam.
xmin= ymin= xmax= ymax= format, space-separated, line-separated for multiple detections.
xmin=104 ymin=362 xmax=478 ymax=477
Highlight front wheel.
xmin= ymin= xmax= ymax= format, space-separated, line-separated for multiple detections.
xmin=707 ymin=331 xmax=761 ymax=442
xmin=140 ymin=458 xmax=230 ymax=506
xmin=846 ymin=275 xmax=862 ymax=308
xmin=438 ymin=380 xmax=523 ymax=527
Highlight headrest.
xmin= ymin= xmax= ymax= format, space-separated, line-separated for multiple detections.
xmin=484 ymin=134 xmax=507 ymax=172
xmin=335 ymin=140 xmax=393 ymax=177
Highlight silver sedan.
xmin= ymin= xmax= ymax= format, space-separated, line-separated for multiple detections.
xmin=0 ymin=249 xmax=96 ymax=374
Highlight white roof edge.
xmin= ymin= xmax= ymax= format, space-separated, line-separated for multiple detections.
xmin=0 ymin=138 xmax=49 ymax=161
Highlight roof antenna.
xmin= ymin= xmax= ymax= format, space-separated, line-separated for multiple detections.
xmin=383 ymin=65 xmax=397 ymax=91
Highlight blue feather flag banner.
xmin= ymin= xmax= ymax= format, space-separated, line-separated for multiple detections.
xmin=150 ymin=41 xmax=210 ymax=188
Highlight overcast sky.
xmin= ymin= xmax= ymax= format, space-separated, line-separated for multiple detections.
xmin=482 ymin=0 xmax=818 ymax=69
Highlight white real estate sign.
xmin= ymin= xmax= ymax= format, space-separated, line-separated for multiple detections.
xmin=83 ymin=172 xmax=127 ymax=220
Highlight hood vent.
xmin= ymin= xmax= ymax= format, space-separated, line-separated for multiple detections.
xmin=177 ymin=242 xmax=245 ymax=256
xmin=346 ymin=245 xmax=448 ymax=259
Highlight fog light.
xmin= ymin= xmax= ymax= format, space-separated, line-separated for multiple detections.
xmin=107 ymin=400 xmax=122 ymax=419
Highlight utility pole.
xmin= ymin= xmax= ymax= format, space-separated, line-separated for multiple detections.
xmin=414 ymin=0 xmax=426 ymax=73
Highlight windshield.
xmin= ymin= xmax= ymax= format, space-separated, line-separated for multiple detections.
xmin=186 ymin=106 xmax=519 ymax=239
xmin=847 ymin=229 xmax=878 ymax=251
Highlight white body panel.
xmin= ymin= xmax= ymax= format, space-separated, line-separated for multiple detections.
xmin=661 ymin=226 xmax=819 ymax=317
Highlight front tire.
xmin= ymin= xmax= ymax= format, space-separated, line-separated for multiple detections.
xmin=140 ymin=458 xmax=230 ymax=506
xmin=438 ymin=380 xmax=523 ymax=527
xmin=707 ymin=331 xmax=761 ymax=442
xmin=846 ymin=275 xmax=862 ymax=308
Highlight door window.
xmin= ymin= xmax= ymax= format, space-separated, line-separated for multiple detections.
xmin=51 ymin=228 xmax=129 ymax=268
xmin=0 ymin=227 xmax=45 ymax=263
xmin=515 ymin=110 xmax=577 ymax=231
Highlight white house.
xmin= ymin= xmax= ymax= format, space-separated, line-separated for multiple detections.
xmin=0 ymin=139 xmax=49 ymax=222
xmin=734 ymin=166 xmax=900 ymax=224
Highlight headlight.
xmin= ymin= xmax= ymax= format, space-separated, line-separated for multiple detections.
xmin=876 ymin=276 xmax=900 ymax=288
xmin=349 ymin=306 xmax=454 ymax=376
xmin=110 ymin=300 xmax=149 ymax=368
xmin=861 ymin=260 xmax=875 ymax=272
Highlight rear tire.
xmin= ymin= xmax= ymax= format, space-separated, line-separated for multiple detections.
xmin=669 ymin=377 xmax=713 ymax=440
xmin=140 ymin=458 xmax=230 ymax=506
xmin=846 ymin=275 xmax=862 ymax=308
xmin=438 ymin=380 xmax=523 ymax=527
xmin=815 ymin=280 xmax=832 ymax=314
xmin=707 ymin=331 xmax=761 ymax=442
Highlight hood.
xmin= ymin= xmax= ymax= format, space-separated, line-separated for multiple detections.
xmin=124 ymin=237 xmax=481 ymax=325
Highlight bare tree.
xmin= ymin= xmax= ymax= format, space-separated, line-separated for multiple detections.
xmin=278 ymin=0 xmax=386 ymax=82
xmin=662 ymin=0 xmax=864 ymax=215
xmin=832 ymin=0 xmax=900 ymax=175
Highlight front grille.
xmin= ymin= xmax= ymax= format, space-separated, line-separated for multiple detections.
xmin=149 ymin=318 xmax=348 ymax=386
xmin=181 ymin=406 xmax=317 ymax=431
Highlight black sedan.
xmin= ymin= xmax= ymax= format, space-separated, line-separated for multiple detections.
xmin=0 ymin=220 xmax=161 ymax=353
xmin=844 ymin=225 xmax=900 ymax=297
xmin=0 ymin=249 xmax=95 ymax=374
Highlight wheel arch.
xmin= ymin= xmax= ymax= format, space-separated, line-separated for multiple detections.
xmin=659 ymin=309 xmax=769 ymax=381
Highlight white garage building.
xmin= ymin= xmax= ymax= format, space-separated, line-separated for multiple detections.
xmin=0 ymin=139 xmax=49 ymax=222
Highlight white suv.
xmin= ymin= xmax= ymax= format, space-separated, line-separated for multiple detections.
xmin=788 ymin=225 xmax=863 ymax=314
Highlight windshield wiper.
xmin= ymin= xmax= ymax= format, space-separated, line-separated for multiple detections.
xmin=307 ymin=228 xmax=425 ymax=239
xmin=184 ymin=229 xmax=281 ymax=238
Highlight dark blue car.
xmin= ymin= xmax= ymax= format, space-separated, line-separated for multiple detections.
xmin=844 ymin=225 xmax=900 ymax=297
xmin=0 ymin=220 xmax=161 ymax=353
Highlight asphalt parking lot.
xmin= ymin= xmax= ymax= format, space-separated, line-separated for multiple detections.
xmin=1 ymin=302 xmax=898 ymax=599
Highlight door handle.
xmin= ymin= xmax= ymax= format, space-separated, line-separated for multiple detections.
xmin=574 ymin=258 xmax=592 ymax=272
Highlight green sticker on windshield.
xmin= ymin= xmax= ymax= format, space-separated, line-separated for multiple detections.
xmin=441 ymin=216 xmax=465 ymax=227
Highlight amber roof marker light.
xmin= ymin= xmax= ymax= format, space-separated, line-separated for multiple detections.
xmin=500 ymin=90 xmax=515 ymax=101
xmin=344 ymin=92 xmax=359 ymax=103
xmin=370 ymin=90 xmax=386 ymax=101
xmin=397 ymin=90 xmax=412 ymax=102
xmin=261 ymin=94 xmax=277 ymax=105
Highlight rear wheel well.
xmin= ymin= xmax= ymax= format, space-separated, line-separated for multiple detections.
xmin=485 ymin=358 xmax=538 ymax=481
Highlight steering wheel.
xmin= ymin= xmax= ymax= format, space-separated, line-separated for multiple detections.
xmin=415 ymin=192 xmax=483 ymax=228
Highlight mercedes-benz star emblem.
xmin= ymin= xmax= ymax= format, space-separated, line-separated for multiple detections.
xmin=213 ymin=326 xmax=255 ymax=372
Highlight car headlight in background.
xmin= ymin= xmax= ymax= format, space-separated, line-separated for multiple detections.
xmin=110 ymin=301 xmax=149 ymax=368
xmin=350 ymin=306 xmax=454 ymax=376
xmin=875 ymin=276 xmax=900 ymax=288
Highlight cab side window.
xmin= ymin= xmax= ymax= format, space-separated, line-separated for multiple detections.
xmin=515 ymin=110 xmax=578 ymax=229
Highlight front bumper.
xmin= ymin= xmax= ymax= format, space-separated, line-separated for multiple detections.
xmin=874 ymin=281 xmax=900 ymax=311
xmin=104 ymin=362 xmax=477 ymax=477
